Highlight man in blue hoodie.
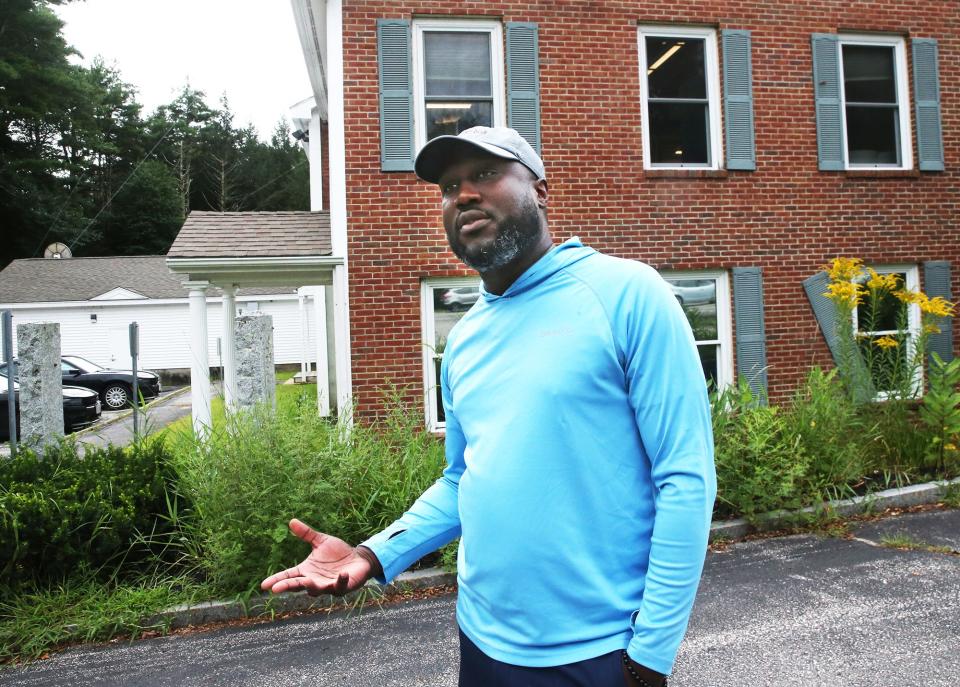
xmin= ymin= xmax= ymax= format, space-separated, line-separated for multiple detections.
xmin=262 ymin=127 xmax=717 ymax=687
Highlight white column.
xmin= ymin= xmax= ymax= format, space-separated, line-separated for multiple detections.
xmin=332 ymin=265 xmax=351 ymax=420
xmin=185 ymin=281 xmax=211 ymax=435
xmin=313 ymin=286 xmax=330 ymax=416
xmin=327 ymin=0 xmax=352 ymax=421
xmin=298 ymin=290 xmax=310 ymax=379
xmin=221 ymin=284 xmax=238 ymax=412
xmin=309 ymin=108 xmax=324 ymax=211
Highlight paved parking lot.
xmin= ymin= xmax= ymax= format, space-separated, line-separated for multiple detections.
xmin=2 ymin=508 xmax=957 ymax=687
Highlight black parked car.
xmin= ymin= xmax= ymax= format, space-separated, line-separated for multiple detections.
xmin=0 ymin=375 xmax=102 ymax=440
xmin=0 ymin=355 xmax=161 ymax=411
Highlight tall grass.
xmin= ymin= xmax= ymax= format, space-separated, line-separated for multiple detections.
xmin=162 ymin=391 xmax=445 ymax=593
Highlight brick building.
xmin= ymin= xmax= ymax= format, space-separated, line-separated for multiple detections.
xmin=290 ymin=1 xmax=957 ymax=428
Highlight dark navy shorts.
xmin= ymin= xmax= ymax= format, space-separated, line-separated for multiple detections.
xmin=457 ymin=629 xmax=626 ymax=687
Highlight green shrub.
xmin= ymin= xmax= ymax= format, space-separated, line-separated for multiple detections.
xmin=0 ymin=440 xmax=179 ymax=592
xmin=164 ymin=393 xmax=445 ymax=594
xmin=711 ymin=383 xmax=812 ymax=521
xmin=919 ymin=353 xmax=960 ymax=476
xmin=785 ymin=368 xmax=875 ymax=494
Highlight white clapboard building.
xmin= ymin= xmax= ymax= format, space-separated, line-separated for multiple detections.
xmin=0 ymin=254 xmax=318 ymax=380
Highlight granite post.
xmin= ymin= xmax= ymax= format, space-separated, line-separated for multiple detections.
xmin=17 ymin=322 xmax=64 ymax=452
xmin=235 ymin=314 xmax=275 ymax=410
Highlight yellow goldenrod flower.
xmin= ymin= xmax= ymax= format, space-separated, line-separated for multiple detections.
xmin=920 ymin=296 xmax=956 ymax=319
xmin=874 ymin=336 xmax=899 ymax=349
xmin=823 ymin=257 xmax=863 ymax=282
xmin=823 ymin=280 xmax=864 ymax=305
xmin=923 ymin=323 xmax=942 ymax=335
xmin=865 ymin=268 xmax=900 ymax=292
xmin=894 ymin=289 xmax=924 ymax=306
xmin=945 ymin=443 xmax=957 ymax=452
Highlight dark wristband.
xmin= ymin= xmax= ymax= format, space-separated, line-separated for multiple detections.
xmin=622 ymin=651 xmax=667 ymax=687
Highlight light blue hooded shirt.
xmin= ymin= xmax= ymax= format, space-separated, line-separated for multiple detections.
xmin=362 ymin=238 xmax=716 ymax=675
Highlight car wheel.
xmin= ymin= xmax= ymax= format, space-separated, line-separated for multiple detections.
xmin=102 ymin=383 xmax=131 ymax=410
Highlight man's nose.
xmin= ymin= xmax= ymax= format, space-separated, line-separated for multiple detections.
xmin=455 ymin=180 xmax=482 ymax=206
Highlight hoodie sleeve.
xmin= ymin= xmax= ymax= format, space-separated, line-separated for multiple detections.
xmin=359 ymin=356 xmax=464 ymax=583
xmin=617 ymin=267 xmax=717 ymax=675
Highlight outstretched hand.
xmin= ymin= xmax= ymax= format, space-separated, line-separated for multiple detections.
xmin=260 ymin=518 xmax=375 ymax=596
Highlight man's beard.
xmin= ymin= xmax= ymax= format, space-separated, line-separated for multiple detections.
xmin=447 ymin=197 xmax=542 ymax=274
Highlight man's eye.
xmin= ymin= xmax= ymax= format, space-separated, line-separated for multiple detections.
xmin=477 ymin=169 xmax=497 ymax=180
xmin=441 ymin=182 xmax=458 ymax=195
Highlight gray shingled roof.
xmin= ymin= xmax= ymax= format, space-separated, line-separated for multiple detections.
xmin=0 ymin=256 xmax=295 ymax=304
xmin=167 ymin=211 xmax=332 ymax=258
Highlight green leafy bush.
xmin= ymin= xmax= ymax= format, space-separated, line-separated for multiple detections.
xmin=0 ymin=440 xmax=179 ymax=592
xmin=785 ymin=368 xmax=875 ymax=494
xmin=919 ymin=353 xmax=960 ymax=476
xmin=711 ymin=383 xmax=811 ymax=521
xmin=164 ymin=393 xmax=445 ymax=593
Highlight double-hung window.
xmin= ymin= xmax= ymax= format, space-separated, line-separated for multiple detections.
xmin=421 ymin=278 xmax=481 ymax=431
xmin=638 ymin=26 xmax=723 ymax=170
xmin=661 ymin=271 xmax=733 ymax=389
xmin=853 ymin=265 xmax=921 ymax=397
xmin=839 ymin=35 xmax=912 ymax=169
xmin=412 ymin=19 xmax=505 ymax=151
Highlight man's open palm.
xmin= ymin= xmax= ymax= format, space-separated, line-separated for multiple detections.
xmin=260 ymin=519 xmax=373 ymax=596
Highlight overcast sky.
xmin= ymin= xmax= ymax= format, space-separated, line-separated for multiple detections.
xmin=55 ymin=0 xmax=312 ymax=139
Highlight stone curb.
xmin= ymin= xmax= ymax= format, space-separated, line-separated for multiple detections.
xmin=148 ymin=476 xmax=960 ymax=631
xmin=709 ymin=475 xmax=960 ymax=541
xmin=72 ymin=385 xmax=191 ymax=438
xmin=145 ymin=567 xmax=458 ymax=631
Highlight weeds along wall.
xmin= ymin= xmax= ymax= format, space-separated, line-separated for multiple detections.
xmin=338 ymin=1 xmax=959 ymax=420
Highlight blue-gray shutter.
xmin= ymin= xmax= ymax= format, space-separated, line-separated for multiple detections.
xmin=811 ymin=34 xmax=845 ymax=171
xmin=803 ymin=271 xmax=875 ymax=400
xmin=912 ymin=39 xmax=945 ymax=172
xmin=377 ymin=19 xmax=414 ymax=172
xmin=924 ymin=260 xmax=953 ymax=362
xmin=506 ymin=22 xmax=541 ymax=154
xmin=722 ymin=30 xmax=756 ymax=171
xmin=733 ymin=267 xmax=768 ymax=401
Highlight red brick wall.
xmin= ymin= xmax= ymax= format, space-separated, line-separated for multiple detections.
xmin=340 ymin=1 xmax=959 ymax=419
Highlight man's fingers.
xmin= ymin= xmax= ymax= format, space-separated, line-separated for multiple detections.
xmin=260 ymin=565 xmax=304 ymax=591
xmin=262 ymin=573 xmax=349 ymax=596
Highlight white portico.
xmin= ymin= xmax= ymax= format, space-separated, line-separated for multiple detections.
xmin=166 ymin=211 xmax=346 ymax=434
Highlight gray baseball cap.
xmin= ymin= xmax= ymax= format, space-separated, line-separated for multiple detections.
xmin=414 ymin=126 xmax=545 ymax=184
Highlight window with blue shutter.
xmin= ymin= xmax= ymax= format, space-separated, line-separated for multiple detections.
xmin=377 ymin=19 xmax=414 ymax=171
xmin=733 ymin=267 xmax=768 ymax=401
xmin=913 ymin=39 xmax=945 ymax=172
xmin=813 ymin=33 xmax=918 ymax=171
xmin=722 ymin=30 xmax=756 ymax=171
xmin=924 ymin=260 xmax=954 ymax=363
xmin=506 ymin=23 xmax=541 ymax=153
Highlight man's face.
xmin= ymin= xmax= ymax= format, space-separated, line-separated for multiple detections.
xmin=438 ymin=154 xmax=546 ymax=274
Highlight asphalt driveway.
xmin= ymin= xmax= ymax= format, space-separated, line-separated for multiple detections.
xmin=2 ymin=508 xmax=958 ymax=687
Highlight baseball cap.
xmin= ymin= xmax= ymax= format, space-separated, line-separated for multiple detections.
xmin=414 ymin=126 xmax=545 ymax=184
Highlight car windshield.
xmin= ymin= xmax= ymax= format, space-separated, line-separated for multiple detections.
xmin=63 ymin=355 xmax=105 ymax=373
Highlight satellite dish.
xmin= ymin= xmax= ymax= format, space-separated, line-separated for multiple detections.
xmin=44 ymin=242 xmax=72 ymax=259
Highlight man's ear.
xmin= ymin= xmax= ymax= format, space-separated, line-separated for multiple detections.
xmin=534 ymin=179 xmax=548 ymax=209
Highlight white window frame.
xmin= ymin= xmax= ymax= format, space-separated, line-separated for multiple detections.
xmin=838 ymin=34 xmax=913 ymax=170
xmin=421 ymin=276 xmax=481 ymax=431
xmin=852 ymin=264 xmax=921 ymax=398
xmin=637 ymin=26 xmax=723 ymax=170
xmin=660 ymin=270 xmax=733 ymax=389
xmin=412 ymin=18 xmax=506 ymax=154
